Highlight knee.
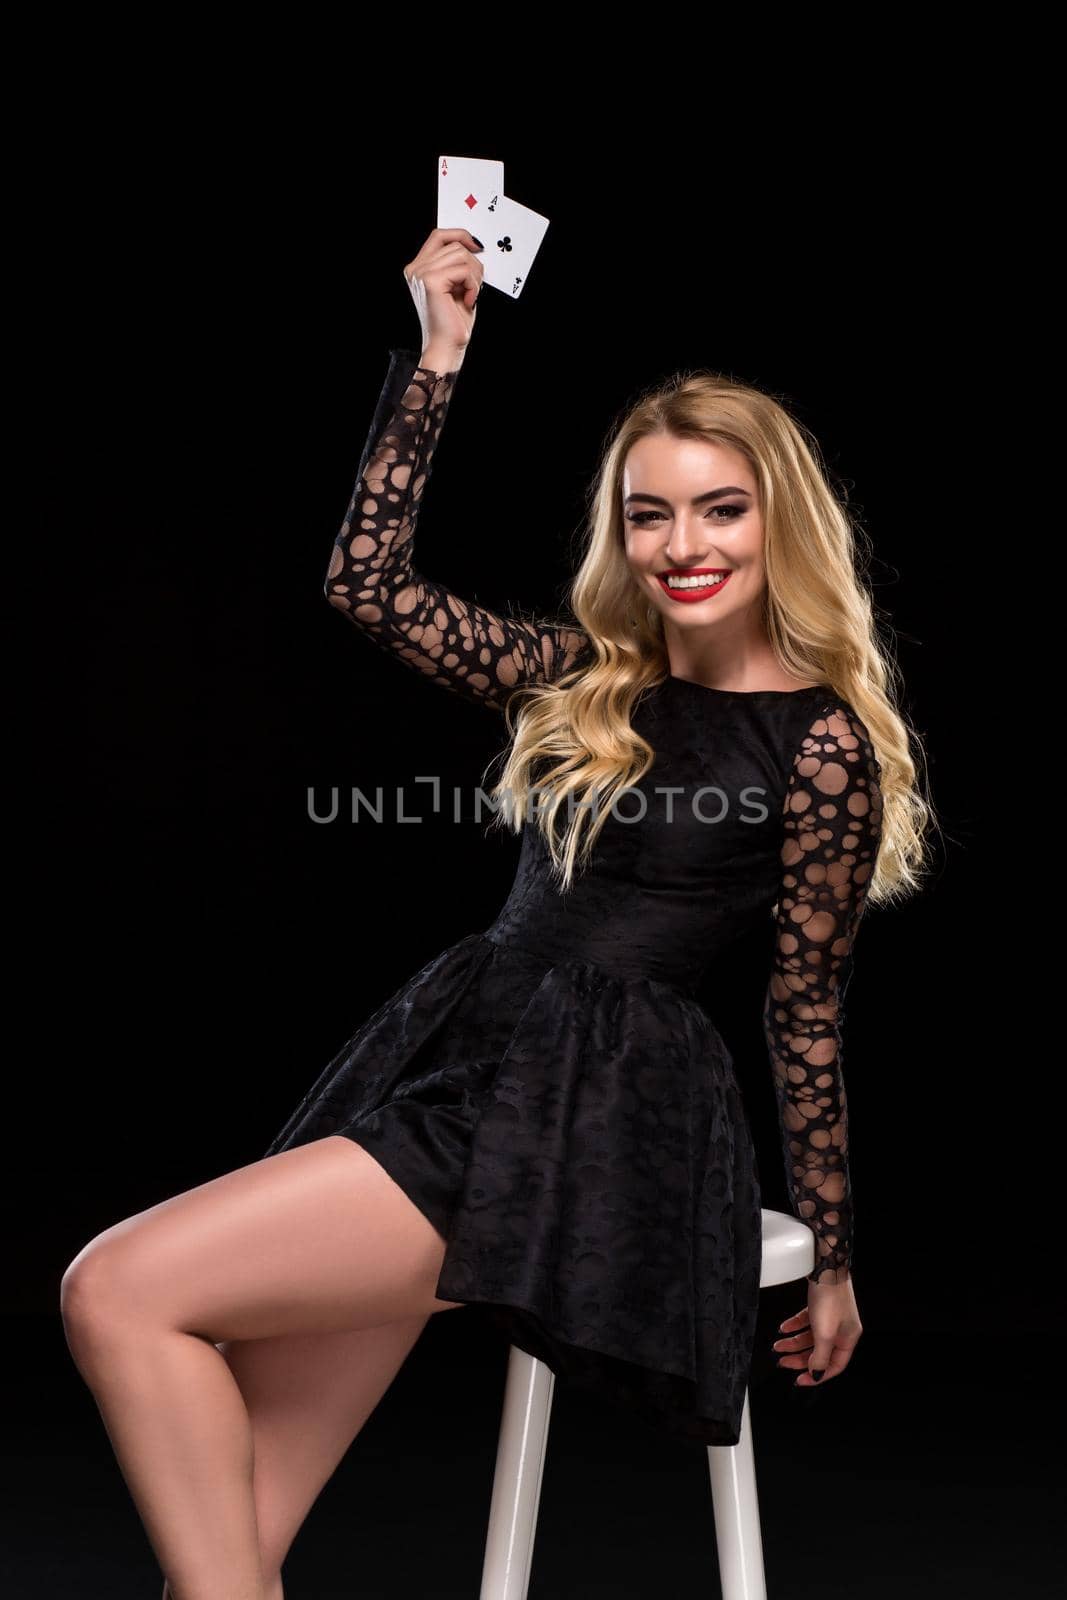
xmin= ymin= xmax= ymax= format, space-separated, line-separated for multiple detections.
xmin=60 ymin=1229 xmax=144 ymax=1352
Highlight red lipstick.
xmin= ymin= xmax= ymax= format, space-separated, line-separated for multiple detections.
xmin=656 ymin=568 xmax=734 ymax=604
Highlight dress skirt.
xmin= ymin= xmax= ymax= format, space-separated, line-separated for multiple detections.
xmin=262 ymin=928 xmax=764 ymax=1448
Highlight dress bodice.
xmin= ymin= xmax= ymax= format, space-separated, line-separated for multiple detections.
xmin=487 ymin=678 xmax=839 ymax=997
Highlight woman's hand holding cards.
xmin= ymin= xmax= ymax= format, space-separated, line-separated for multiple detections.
xmin=403 ymin=228 xmax=484 ymax=372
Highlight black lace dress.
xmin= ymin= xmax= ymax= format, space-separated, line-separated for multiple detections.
xmin=263 ymin=349 xmax=884 ymax=1447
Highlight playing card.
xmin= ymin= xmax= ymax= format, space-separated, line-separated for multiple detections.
xmin=437 ymin=155 xmax=505 ymax=235
xmin=476 ymin=192 xmax=550 ymax=299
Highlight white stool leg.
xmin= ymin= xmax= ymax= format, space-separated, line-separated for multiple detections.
xmin=479 ymin=1346 xmax=556 ymax=1600
xmin=706 ymin=1388 xmax=767 ymax=1600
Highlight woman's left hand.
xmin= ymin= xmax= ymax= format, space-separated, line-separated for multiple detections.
xmin=772 ymin=1274 xmax=863 ymax=1385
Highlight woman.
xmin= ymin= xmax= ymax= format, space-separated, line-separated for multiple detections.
xmin=61 ymin=227 xmax=932 ymax=1597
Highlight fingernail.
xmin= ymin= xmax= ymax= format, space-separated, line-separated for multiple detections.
xmin=472 ymin=235 xmax=484 ymax=249
xmin=811 ymin=1368 xmax=825 ymax=1383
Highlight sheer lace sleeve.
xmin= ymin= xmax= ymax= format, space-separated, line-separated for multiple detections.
xmin=324 ymin=347 xmax=590 ymax=710
xmin=762 ymin=698 xmax=884 ymax=1285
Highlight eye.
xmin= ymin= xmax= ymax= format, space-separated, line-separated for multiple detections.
xmin=626 ymin=504 xmax=747 ymax=525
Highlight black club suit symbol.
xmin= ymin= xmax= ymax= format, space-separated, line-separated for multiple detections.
xmin=496 ymin=236 xmax=513 ymax=254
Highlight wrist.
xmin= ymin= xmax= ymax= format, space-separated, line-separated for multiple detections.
xmin=419 ymin=342 xmax=467 ymax=375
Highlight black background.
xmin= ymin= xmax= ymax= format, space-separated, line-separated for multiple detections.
xmin=17 ymin=62 xmax=1048 ymax=1600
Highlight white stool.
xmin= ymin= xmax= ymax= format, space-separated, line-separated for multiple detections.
xmin=478 ymin=1209 xmax=815 ymax=1600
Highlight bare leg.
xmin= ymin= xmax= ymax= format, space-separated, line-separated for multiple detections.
xmin=61 ymin=1136 xmax=465 ymax=1600
xmin=155 ymin=1313 xmax=433 ymax=1600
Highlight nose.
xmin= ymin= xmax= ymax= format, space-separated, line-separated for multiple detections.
xmin=664 ymin=513 xmax=722 ymax=568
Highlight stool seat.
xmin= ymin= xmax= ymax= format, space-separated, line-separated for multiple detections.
xmin=757 ymin=1208 xmax=820 ymax=1287
xmin=479 ymin=1208 xmax=814 ymax=1600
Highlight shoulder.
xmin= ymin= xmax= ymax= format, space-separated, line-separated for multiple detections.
xmin=789 ymin=690 xmax=879 ymax=766
xmin=782 ymin=692 xmax=883 ymax=833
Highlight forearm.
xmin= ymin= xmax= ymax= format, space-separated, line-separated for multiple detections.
xmin=763 ymin=987 xmax=853 ymax=1285
xmin=325 ymin=353 xmax=455 ymax=610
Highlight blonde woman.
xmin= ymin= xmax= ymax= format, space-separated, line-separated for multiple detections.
xmin=61 ymin=226 xmax=933 ymax=1598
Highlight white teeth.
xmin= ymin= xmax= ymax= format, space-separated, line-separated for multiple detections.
xmin=663 ymin=573 xmax=730 ymax=589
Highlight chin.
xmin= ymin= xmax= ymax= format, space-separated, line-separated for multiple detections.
xmin=652 ymin=596 xmax=736 ymax=622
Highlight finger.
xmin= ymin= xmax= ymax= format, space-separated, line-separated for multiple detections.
xmin=424 ymin=253 xmax=482 ymax=311
xmin=425 ymin=227 xmax=485 ymax=254
xmin=795 ymin=1333 xmax=857 ymax=1385
xmin=772 ymin=1332 xmax=813 ymax=1360
xmin=426 ymin=242 xmax=484 ymax=286
xmin=804 ymin=1327 xmax=836 ymax=1385
xmin=772 ymin=1331 xmax=813 ymax=1373
xmin=431 ymin=239 xmax=484 ymax=265
xmin=818 ymin=1338 xmax=860 ymax=1382
xmin=439 ymin=244 xmax=484 ymax=309
xmin=404 ymin=232 xmax=485 ymax=289
xmin=778 ymin=1307 xmax=810 ymax=1334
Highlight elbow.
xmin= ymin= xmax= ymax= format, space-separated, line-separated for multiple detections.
xmin=324 ymin=577 xmax=385 ymax=629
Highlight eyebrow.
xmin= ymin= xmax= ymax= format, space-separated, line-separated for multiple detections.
xmin=623 ymin=487 xmax=752 ymax=508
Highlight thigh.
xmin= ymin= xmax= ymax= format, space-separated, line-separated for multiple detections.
xmin=65 ymin=1136 xmax=467 ymax=1342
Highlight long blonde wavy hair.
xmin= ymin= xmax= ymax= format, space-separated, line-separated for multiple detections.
xmin=484 ymin=364 xmax=936 ymax=906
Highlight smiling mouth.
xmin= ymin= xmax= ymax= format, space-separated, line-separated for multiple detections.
xmin=656 ymin=568 xmax=734 ymax=602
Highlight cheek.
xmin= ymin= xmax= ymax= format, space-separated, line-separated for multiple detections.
xmin=737 ymin=522 xmax=765 ymax=564
xmin=623 ymin=529 xmax=655 ymax=568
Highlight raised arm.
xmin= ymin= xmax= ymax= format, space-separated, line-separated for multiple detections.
xmin=762 ymin=698 xmax=884 ymax=1286
xmin=324 ymin=347 xmax=590 ymax=711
